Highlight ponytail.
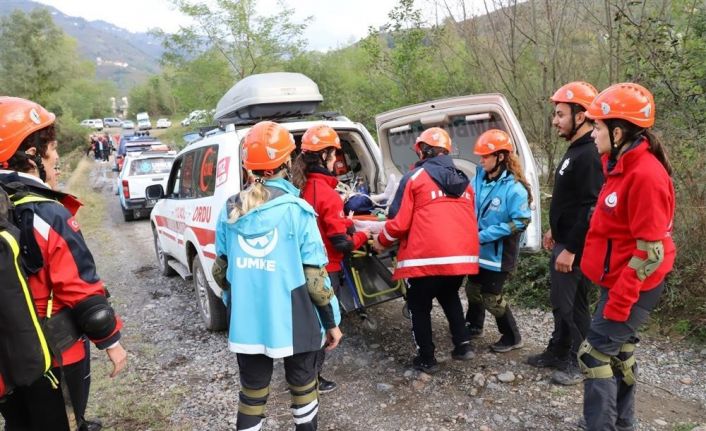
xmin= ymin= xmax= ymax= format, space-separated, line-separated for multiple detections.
xmin=503 ymin=151 xmax=533 ymax=205
xmin=228 ymin=168 xmax=289 ymax=223
xmin=643 ymin=130 xmax=673 ymax=176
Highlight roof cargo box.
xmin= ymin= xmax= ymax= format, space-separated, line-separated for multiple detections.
xmin=215 ymin=72 xmax=323 ymax=123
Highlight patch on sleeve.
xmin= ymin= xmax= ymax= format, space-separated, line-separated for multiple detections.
xmin=67 ymin=216 xmax=81 ymax=232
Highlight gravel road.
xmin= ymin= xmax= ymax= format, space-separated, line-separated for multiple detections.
xmin=73 ymin=160 xmax=706 ymax=431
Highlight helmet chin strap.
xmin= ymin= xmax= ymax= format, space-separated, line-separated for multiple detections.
xmin=566 ymin=116 xmax=586 ymax=141
xmin=487 ymin=153 xmax=505 ymax=177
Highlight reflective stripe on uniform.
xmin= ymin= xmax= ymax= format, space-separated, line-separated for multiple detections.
xmin=479 ymin=258 xmax=502 ymax=268
xmin=397 ymin=255 xmax=479 ymax=268
xmin=33 ymin=214 xmax=51 ymax=241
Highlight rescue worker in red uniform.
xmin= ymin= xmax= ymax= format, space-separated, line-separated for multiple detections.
xmin=0 ymin=97 xmax=127 ymax=431
xmin=291 ymin=124 xmax=370 ymax=393
xmin=373 ymin=127 xmax=479 ymax=373
xmin=578 ymin=83 xmax=675 ymax=431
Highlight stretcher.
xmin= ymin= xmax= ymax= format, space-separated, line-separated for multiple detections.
xmin=336 ymin=216 xmax=410 ymax=330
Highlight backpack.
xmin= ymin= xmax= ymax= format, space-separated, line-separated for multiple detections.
xmin=0 ymin=184 xmax=53 ymax=398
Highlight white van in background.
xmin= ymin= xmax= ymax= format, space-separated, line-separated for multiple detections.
xmin=136 ymin=112 xmax=152 ymax=130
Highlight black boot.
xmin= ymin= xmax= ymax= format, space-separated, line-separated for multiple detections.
xmin=465 ymin=301 xmax=485 ymax=338
xmin=491 ymin=306 xmax=523 ymax=353
xmin=77 ymin=418 xmax=103 ymax=431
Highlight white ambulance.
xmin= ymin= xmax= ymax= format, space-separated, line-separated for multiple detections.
xmin=148 ymin=72 xmax=541 ymax=330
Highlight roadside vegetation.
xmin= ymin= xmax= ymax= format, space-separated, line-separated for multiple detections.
xmin=1 ymin=0 xmax=703 ymax=339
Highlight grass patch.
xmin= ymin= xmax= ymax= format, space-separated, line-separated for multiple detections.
xmin=64 ymin=158 xmax=106 ymax=232
xmin=87 ymin=362 xmax=191 ymax=431
xmin=672 ymin=424 xmax=699 ymax=431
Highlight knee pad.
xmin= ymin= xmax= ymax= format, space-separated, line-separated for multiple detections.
xmin=481 ymin=293 xmax=507 ymax=317
xmin=465 ymin=282 xmax=483 ymax=304
xmin=612 ymin=343 xmax=637 ymax=386
xmin=577 ymin=340 xmax=614 ymax=379
xmin=239 ymin=385 xmax=270 ymax=417
xmin=289 ymin=379 xmax=318 ymax=406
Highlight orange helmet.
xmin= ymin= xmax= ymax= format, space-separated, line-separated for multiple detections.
xmin=301 ymin=124 xmax=340 ymax=152
xmin=0 ymin=97 xmax=56 ymax=163
xmin=585 ymin=82 xmax=655 ymax=128
xmin=414 ymin=127 xmax=452 ymax=153
xmin=474 ymin=129 xmax=514 ymax=156
xmin=241 ymin=121 xmax=295 ymax=171
xmin=550 ymin=81 xmax=599 ymax=110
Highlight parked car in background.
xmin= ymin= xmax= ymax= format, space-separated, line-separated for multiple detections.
xmin=118 ymin=150 xmax=175 ymax=221
xmin=80 ymin=119 xmax=104 ymax=130
xmin=103 ymin=117 xmax=122 ymax=128
xmin=115 ymin=135 xmax=165 ymax=171
xmin=156 ymin=118 xmax=172 ymax=128
xmin=180 ymin=109 xmax=209 ymax=127
xmin=137 ymin=112 xmax=152 ymax=130
xmin=121 ymin=120 xmax=135 ymax=130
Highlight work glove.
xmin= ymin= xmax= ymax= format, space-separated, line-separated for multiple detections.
xmin=211 ymin=255 xmax=230 ymax=291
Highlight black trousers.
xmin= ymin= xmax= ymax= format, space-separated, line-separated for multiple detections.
xmin=583 ymin=284 xmax=664 ymax=431
xmin=407 ymin=275 xmax=469 ymax=360
xmin=549 ymin=243 xmax=591 ymax=356
xmin=0 ymin=340 xmax=91 ymax=431
xmin=236 ymin=351 xmax=321 ymax=431
xmin=315 ymin=271 xmax=342 ymax=375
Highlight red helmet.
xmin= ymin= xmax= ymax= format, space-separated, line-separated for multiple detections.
xmin=414 ymin=127 xmax=452 ymax=153
xmin=585 ymin=82 xmax=655 ymax=128
xmin=242 ymin=121 xmax=295 ymax=171
xmin=474 ymin=129 xmax=514 ymax=156
xmin=0 ymin=97 xmax=56 ymax=163
xmin=550 ymin=81 xmax=599 ymax=110
xmin=301 ymin=124 xmax=341 ymax=152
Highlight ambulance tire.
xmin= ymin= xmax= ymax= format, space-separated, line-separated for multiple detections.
xmin=153 ymin=227 xmax=176 ymax=277
xmin=192 ymin=256 xmax=227 ymax=331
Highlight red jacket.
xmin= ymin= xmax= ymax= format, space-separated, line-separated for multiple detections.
xmin=580 ymin=139 xmax=676 ymax=321
xmin=2 ymin=172 xmax=123 ymax=366
xmin=301 ymin=171 xmax=368 ymax=272
xmin=378 ymin=155 xmax=480 ymax=279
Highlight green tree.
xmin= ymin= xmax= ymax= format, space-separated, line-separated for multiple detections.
xmin=162 ymin=49 xmax=234 ymax=113
xmin=162 ymin=0 xmax=309 ymax=80
xmin=0 ymin=9 xmax=81 ymax=105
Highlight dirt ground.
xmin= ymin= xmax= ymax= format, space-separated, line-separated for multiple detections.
xmin=36 ymin=158 xmax=706 ymax=430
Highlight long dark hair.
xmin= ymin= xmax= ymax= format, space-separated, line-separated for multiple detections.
xmin=291 ymin=149 xmax=333 ymax=190
xmin=605 ymin=119 xmax=673 ymax=175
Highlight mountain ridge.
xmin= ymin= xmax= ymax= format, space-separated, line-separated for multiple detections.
xmin=0 ymin=0 xmax=164 ymax=95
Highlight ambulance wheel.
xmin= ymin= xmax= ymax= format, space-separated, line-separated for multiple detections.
xmin=153 ymin=228 xmax=176 ymax=276
xmin=402 ymin=303 xmax=411 ymax=319
xmin=193 ymin=256 xmax=227 ymax=331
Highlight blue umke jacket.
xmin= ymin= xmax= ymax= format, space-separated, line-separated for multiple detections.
xmin=472 ymin=168 xmax=531 ymax=272
xmin=215 ymin=178 xmax=341 ymax=358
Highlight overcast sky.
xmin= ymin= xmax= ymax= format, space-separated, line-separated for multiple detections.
xmin=33 ymin=0 xmax=414 ymax=51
